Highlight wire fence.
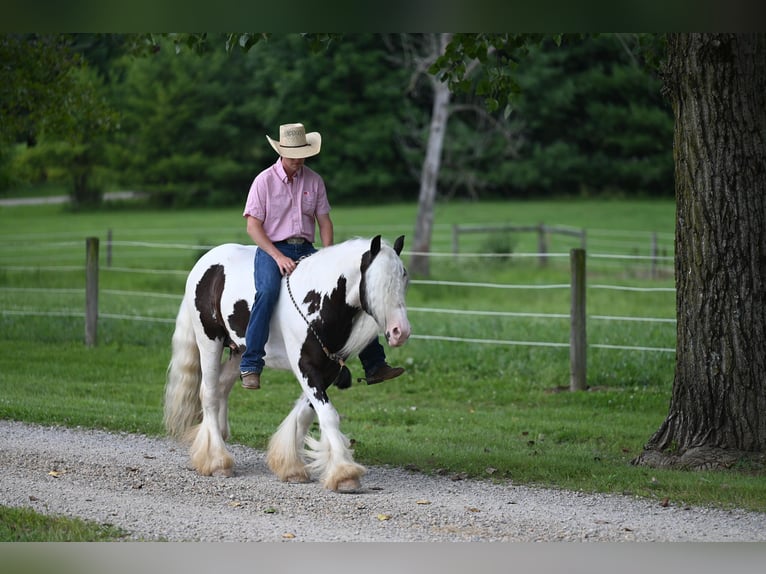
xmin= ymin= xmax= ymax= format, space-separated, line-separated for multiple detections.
xmin=0 ymin=237 xmax=676 ymax=359
xmin=0 ymin=280 xmax=677 ymax=343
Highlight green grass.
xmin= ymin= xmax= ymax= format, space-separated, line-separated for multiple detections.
xmin=0 ymin=506 xmax=128 ymax=541
xmin=2 ymin=197 xmax=764 ymax=529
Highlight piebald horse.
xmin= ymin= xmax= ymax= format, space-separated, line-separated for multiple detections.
xmin=163 ymin=235 xmax=410 ymax=492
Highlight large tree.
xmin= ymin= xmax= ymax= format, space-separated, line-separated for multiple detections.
xmin=632 ymin=33 xmax=766 ymax=469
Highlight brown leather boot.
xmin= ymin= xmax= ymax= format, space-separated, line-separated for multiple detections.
xmin=365 ymin=363 xmax=405 ymax=385
xmin=241 ymin=372 xmax=261 ymax=390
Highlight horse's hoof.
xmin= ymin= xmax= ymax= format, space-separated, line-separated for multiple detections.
xmin=212 ymin=468 xmax=233 ymax=477
xmin=335 ymin=478 xmax=362 ymax=493
xmin=285 ymin=473 xmax=312 ymax=484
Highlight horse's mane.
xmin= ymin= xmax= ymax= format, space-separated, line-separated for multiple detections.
xmin=291 ymin=237 xmax=373 ymax=282
xmin=304 ymin=237 xmax=370 ymax=263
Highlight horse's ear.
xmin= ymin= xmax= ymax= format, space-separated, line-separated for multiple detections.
xmin=361 ymin=235 xmax=382 ymax=272
xmin=393 ymin=235 xmax=405 ymax=256
xmin=370 ymin=235 xmax=382 ymax=259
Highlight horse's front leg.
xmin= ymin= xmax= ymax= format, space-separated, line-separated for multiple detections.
xmin=189 ymin=339 xmax=234 ymax=477
xmin=301 ymin=372 xmax=366 ymax=492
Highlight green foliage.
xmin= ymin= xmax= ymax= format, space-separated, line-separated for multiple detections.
xmin=435 ymin=33 xmax=673 ymax=198
xmin=105 ymin=34 xmax=416 ymax=206
xmin=242 ymin=34 xmax=414 ymax=203
xmin=505 ymin=35 xmax=673 ymax=197
xmin=433 ymin=33 xmax=544 ymax=112
xmin=107 ymin=37 xmax=252 ymax=205
xmin=0 ymin=34 xmax=119 ymax=207
xmin=0 ymin=34 xmax=82 ymax=144
xmin=480 ymin=231 xmax=518 ymax=257
xmin=3 ymin=34 xmax=674 ymax=204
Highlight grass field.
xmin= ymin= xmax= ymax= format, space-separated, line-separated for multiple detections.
xmin=2 ymin=197 xmax=764 ymax=521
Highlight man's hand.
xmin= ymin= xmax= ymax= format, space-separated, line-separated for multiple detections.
xmin=274 ymin=252 xmax=297 ymax=275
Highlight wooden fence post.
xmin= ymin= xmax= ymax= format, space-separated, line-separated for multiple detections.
xmin=107 ymin=228 xmax=113 ymax=267
xmin=537 ymin=223 xmax=548 ymax=267
xmin=85 ymin=237 xmax=99 ymax=347
xmin=569 ymin=248 xmax=587 ymax=391
xmin=452 ymin=224 xmax=459 ymax=260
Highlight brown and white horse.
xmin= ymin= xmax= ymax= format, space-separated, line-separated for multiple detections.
xmin=163 ymin=236 xmax=410 ymax=492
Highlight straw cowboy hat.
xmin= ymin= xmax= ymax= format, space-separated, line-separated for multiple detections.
xmin=266 ymin=123 xmax=321 ymax=159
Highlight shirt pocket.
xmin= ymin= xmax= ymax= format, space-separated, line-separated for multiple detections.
xmin=301 ymin=189 xmax=318 ymax=215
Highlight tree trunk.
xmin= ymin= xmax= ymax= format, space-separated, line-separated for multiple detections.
xmin=70 ymin=150 xmax=103 ymax=210
xmin=409 ymin=33 xmax=452 ymax=278
xmin=633 ymin=34 xmax=766 ymax=470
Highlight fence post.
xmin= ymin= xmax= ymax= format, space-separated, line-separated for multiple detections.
xmin=85 ymin=237 xmax=99 ymax=347
xmin=452 ymin=224 xmax=459 ymax=260
xmin=107 ymin=228 xmax=113 ymax=267
xmin=569 ymin=248 xmax=587 ymax=391
xmin=537 ymin=223 xmax=548 ymax=267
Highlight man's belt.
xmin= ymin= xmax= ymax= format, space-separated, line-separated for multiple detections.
xmin=283 ymin=237 xmax=307 ymax=245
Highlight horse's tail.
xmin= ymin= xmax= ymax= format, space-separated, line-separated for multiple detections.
xmin=164 ymin=298 xmax=202 ymax=440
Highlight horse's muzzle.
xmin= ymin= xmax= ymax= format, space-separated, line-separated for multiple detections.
xmin=385 ymin=319 xmax=411 ymax=347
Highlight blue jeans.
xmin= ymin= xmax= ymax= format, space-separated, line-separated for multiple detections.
xmin=241 ymin=242 xmax=386 ymax=375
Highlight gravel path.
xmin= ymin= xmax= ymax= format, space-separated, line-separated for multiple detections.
xmin=1 ymin=419 xmax=764 ymax=542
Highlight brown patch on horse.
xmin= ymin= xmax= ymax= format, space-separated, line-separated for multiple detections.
xmin=195 ymin=264 xmax=227 ymax=342
xmin=196 ymin=266 xmax=249 ymax=352
xmin=304 ymin=290 xmax=322 ymax=315
xmin=228 ymin=299 xmax=250 ymax=338
xmin=193 ymin=265 xmax=239 ymax=358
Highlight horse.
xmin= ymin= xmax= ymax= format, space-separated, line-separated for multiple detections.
xmin=163 ymin=235 xmax=410 ymax=492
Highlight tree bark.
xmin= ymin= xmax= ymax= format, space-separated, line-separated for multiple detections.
xmin=70 ymin=151 xmax=103 ymax=210
xmin=633 ymin=34 xmax=766 ymax=470
xmin=410 ymin=33 xmax=452 ymax=278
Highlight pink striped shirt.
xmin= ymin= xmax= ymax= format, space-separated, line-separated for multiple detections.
xmin=242 ymin=159 xmax=331 ymax=243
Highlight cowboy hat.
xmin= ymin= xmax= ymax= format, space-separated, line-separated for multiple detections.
xmin=266 ymin=123 xmax=321 ymax=159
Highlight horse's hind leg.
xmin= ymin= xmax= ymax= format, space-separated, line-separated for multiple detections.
xmin=267 ymin=394 xmax=315 ymax=483
xmin=216 ymin=350 xmax=242 ymax=441
xmin=188 ymin=340 xmax=234 ymax=477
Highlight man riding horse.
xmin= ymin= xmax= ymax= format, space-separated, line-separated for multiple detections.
xmin=239 ymin=122 xmax=405 ymax=390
